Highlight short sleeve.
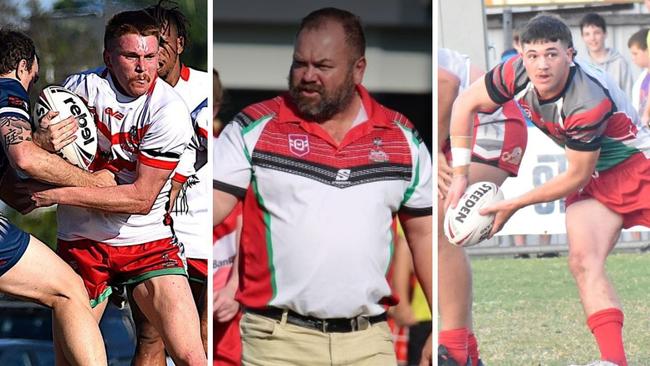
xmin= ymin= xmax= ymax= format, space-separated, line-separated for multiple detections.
xmin=213 ymin=121 xmax=252 ymax=198
xmin=0 ymin=82 xmax=30 ymax=122
xmin=172 ymin=145 xmax=195 ymax=183
xmin=485 ymin=56 xmax=528 ymax=105
xmin=399 ymin=128 xmax=433 ymax=217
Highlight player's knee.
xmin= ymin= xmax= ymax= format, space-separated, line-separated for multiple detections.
xmin=568 ymin=250 xmax=594 ymax=279
xmin=171 ymin=351 xmax=205 ymax=366
xmin=136 ymin=326 xmax=164 ymax=349
xmin=47 ymin=276 xmax=90 ymax=309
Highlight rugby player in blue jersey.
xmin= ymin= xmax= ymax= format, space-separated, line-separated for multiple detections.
xmin=0 ymin=28 xmax=111 ymax=366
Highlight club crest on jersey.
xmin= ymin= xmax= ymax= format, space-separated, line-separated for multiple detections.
xmin=369 ymin=137 xmax=389 ymax=162
xmin=121 ymin=126 xmax=140 ymax=154
xmin=288 ymin=134 xmax=310 ymax=157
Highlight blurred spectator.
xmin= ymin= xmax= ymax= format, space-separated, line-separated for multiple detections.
xmin=579 ymin=13 xmax=633 ymax=97
xmin=213 ymin=68 xmax=243 ymax=366
xmin=626 ymin=29 xmax=650 ymax=243
xmin=628 ymin=29 xmax=650 ymax=115
xmin=213 ymin=69 xmax=224 ymax=136
xmin=500 ymin=27 xmax=522 ymax=62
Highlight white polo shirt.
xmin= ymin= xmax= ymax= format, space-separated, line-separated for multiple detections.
xmin=214 ymin=85 xmax=432 ymax=318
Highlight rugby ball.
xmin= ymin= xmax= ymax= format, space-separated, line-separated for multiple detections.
xmin=33 ymin=85 xmax=97 ymax=170
xmin=443 ymin=181 xmax=504 ymax=247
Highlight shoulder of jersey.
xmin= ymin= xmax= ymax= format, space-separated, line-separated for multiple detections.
xmin=64 ymin=69 xmax=109 ymax=91
xmin=152 ymin=78 xmax=186 ymax=107
xmin=185 ymin=67 xmax=210 ymax=86
xmin=380 ymin=104 xmax=414 ymax=130
xmin=243 ymin=96 xmax=283 ymax=120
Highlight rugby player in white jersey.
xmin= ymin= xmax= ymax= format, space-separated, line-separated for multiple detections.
xmin=31 ymin=10 xmax=206 ymax=366
xmin=124 ymin=3 xmax=210 ymax=364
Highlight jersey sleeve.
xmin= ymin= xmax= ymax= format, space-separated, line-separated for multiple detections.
xmin=562 ymin=97 xmax=612 ymax=151
xmin=0 ymin=83 xmax=30 ymax=122
xmin=399 ymin=127 xmax=433 ymax=217
xmin=139 ymin=100 xmax=192 ymax=170
xmin=484 ymin=56 xmax=528 ymax=105
xmin=172 ymin=145 xmax=195 ymax=183
xmin=173 ymin=104 xmax=210 ymax=182
xmin=213 ymin=119 xmax=252 ymax=198
xmin=191 ymin=99 xmax=209 ymax=147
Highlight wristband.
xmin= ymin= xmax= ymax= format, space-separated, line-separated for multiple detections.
xmin=451 ymin=147 xmax=471 ymax=168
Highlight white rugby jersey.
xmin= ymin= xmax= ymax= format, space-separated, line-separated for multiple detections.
xmin=57 ymin=71 xmax=192 ymax=245
xmin=213 ymin=86 xmax=433 ymax=318
xmin=438 ymin=48 xmax=471 ymax=91
xmin=169 ymin=66 xmax=210 ymax=260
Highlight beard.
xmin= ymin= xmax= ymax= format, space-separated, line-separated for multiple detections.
xmin=288 ymin=71 xmax=356 ymax=122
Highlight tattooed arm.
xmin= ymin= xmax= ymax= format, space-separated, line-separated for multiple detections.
xmin=0 ymin=115 xmax=114 ymax=187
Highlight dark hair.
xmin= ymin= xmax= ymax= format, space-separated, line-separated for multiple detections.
xmin=144 ymin=0 xmax=189 ymax=47
xmin=520 ymin=13 xmax=574 ymax=50
xmin=580 ymin=13 xmax=606 ymax=33
xmin=0 ymin=28 xmax=37 ymax=75
xmin=298 ymin=7 xmax=366 ymax=60
xmin=628 ymin=28 xmax=649 ymax=50
xmin=104 ymin=10 xmax=160 ymax=49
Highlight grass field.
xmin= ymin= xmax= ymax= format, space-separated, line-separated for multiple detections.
xmin=471 ymin=252 xmax=650 ymax=366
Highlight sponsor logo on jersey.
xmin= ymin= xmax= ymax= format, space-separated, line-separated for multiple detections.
xmin=104 ymin=107 xmax=124 ymax=120
xmin=335 ymin=169 xmax=351 ymax=181
xmin=501 ymin=146 xmax=523 ymax=165
xmin=288 ymin=134 xmax=310 ymax=157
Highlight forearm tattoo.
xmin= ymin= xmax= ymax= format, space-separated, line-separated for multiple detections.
xmin=0 ymin=116 xmax=32 ymax=148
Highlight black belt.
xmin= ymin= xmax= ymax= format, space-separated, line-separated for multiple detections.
xmin=246 ymin=307 xmax=387 ymax=333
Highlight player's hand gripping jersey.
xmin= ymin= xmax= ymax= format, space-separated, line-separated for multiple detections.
xmin=56 ymin=71 xmax=192 ymax=245
xmin=486 ymin=56 xmax=650 ymax=171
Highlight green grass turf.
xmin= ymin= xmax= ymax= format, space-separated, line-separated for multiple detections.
xmin=470 ymin=253 xmax=650 ymax=365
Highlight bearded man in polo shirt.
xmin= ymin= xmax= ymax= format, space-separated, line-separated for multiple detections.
xmin=213 ymin=7 xmax=433 ymax=366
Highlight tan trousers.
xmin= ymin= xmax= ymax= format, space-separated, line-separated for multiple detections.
xmin=240 ymin=311 xmax=397 ymax=366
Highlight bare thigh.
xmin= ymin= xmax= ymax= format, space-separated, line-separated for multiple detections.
xmin=0 ymin=236 xmax=88 ymax=307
